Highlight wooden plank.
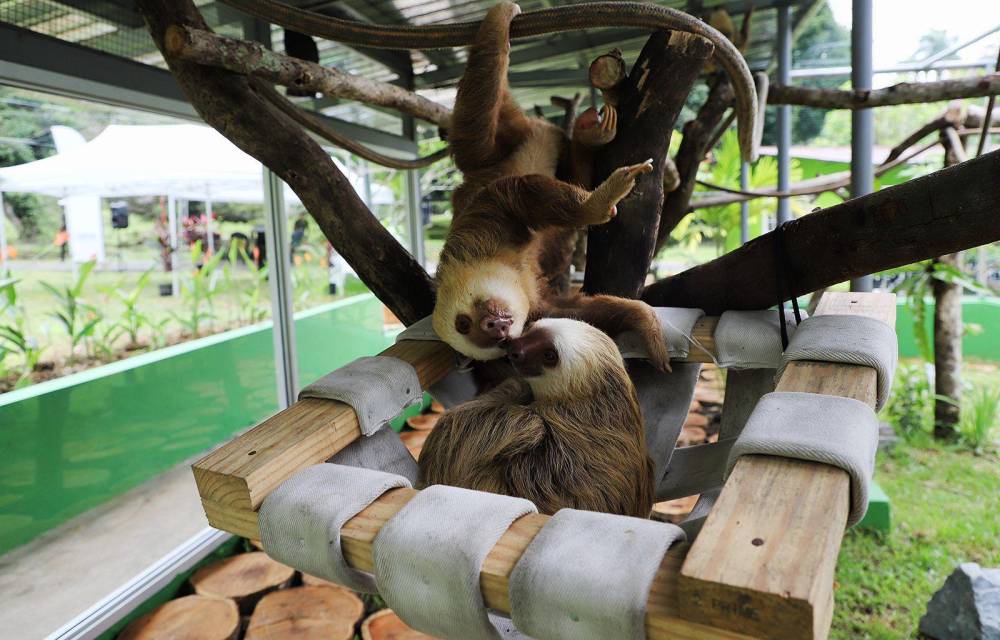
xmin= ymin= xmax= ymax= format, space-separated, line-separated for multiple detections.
xmin=192 ymin=339 xmax=456 ymax=537
xmin=336 ymin=487 xmax=754 ymax=639
xmin=678 ymin=292 xmax=896 ymax=640
xmin=193 ymin=317 xmax=721 ymax=538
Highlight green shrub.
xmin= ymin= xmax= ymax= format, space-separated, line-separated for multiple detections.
xmin=883 ymin=364 xmax=933 ymax=441
xmin=959 ymin=385 xmax=1000 ymax=453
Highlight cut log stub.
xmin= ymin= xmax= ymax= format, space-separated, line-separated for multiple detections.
xmin=245 ymin=585 xmax=364 ymax=640
xmin=405 ymin=414 xmax=440 ymax=431
xmin=652 ymin=495 xmax=699 ymax=524
xmin=190 ymin=551 xmax=295 ymax=614
xmin=361 ymin=609 xmax=439 ymax=640
xmin=118 ymin=594 xmax=239 ymax=640
xmin=585 ymin=30 xmax=714 ymax=299
xmin=428 ymin=400 xmax=445 ymax=414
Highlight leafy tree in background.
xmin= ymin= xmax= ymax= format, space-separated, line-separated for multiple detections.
xmin=761 ymin=2 xmax=850 ymax=147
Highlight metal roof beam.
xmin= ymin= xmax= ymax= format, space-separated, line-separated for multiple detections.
xmin=0 ymin=22 xmax=416 ymax=155
xmin=56 ymin=0 xmax=145 ymax=29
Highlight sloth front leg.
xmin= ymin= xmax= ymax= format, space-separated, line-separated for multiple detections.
xmin=542 ymin=294 xmax=671 ymax=372
xmin=581 ymin=159 xmax=655 ymax=225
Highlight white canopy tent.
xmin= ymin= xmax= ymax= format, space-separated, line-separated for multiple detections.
xmin=0 ymin=124 xmax=394 ymax=268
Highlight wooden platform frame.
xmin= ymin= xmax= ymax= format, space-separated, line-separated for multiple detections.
xmin=191 ymin=292 xmax=895 ymax=640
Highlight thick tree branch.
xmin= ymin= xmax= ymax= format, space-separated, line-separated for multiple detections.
xmin=164 ymin=25 xmax=452 ymax=128
xmin=138 ymin=0 xmax=434 ymax=325
xmin=583 ymin=30 xmax=714 ymax=298
xmin=767 ymin=73 xmax=1000 ymax=109
xmin=643 ymin=150 xmax=1000 ymax=314
xmin=656 ymin=76 xmax=734 ymax=250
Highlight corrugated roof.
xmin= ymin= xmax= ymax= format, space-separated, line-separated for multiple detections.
xmin=0 ymin=0 xmax=822 ymax=135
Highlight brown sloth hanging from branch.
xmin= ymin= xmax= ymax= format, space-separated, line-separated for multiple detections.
xmin=431 ymin=1 xmax=670 ymax=371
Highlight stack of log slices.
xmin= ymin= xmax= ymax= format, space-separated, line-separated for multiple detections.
xmin=117 ymin=549 xmax=438 ymax=639
xmin=651 ymin=363 xmax=725 ymax=523
xmin=400 ymin=400 xmax=445 ymax=460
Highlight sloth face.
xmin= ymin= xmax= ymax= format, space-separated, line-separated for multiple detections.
xmin=432 ymin=263 xmax=530 ymax=361
xmin=505 ymin=318 xmax=623 ymax=400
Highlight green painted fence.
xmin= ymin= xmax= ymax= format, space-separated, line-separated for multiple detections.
xmin=0 ymin=295 xmax=392 ymax=555
xmin=896 ymin=297 xmax=1000 ymax=361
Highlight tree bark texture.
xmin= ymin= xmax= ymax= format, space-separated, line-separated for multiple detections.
xmin=657 ymin=76 xmax=734 ymax=248
xmin=583 ymin=30 xmax=713 ymax=298
xmin=768 ymin=73 xmax=1000 ymax=109
xmin=164 ymin=26 xmax=452 ymax=128
xmin=932 ymin=131 xmax=965 ymax=439
xmin=643 ymin=150 xmax=1000 ymax=314
xmin=136 ymin=0 xmax=434 ymax=325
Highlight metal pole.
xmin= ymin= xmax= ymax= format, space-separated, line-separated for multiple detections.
xmin=849 ymin=0 xmax=874 ymax=292
xmin=739 ymin=161 xmax=750 ymax=244
xmin=263 ymin=167 xmax=298 ymax=408
xmin=205 ymin=189 xmax=215 ymax=256
xmin=775 ymin=4 xmax=792 ymax=227
xmin=0 ymin=192 xmax=7 ymax=272
xmin=167 ymin=194 xmax=179 ymax=296
xmin=402 ymin=66 xmax=426 ymax=266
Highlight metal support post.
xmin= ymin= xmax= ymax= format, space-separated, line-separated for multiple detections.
xmin=776 ymin=4 xmax=792 ymax=226
xmin=402 ymin=67 xmax=426 ymax=266
xmin=849 ymin=0 xmax=874 ymax=292
xmin=263 ymin=168 xmax=298 ymax=409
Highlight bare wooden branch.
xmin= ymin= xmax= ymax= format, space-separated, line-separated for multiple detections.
xmin=164 ymin=25 xmax=452 ymax=128
xmin=643 ymin=150 xmax=1000 ymax=314
xmin=767 ymin=73 xmax=1000 ymax=109
xmin=690 ymin=138 xmax=938 ymax=209
xmin=139 ymin=0 xmax=434 ymax=325
xmin=584 ymin=31 xmax=714 ymax=298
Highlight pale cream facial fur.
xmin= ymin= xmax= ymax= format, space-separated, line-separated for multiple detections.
xmin=432 ymin=259 xmax=532 ymax=361
xmin=523 ymin=318 xmax=627 ymax=401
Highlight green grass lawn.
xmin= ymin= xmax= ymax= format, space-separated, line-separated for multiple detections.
xmin=832 ymin=442 xmax=1000 ymax=638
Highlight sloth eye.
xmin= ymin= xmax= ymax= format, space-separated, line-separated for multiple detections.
xmin=455 ymin=314 xmax=472 ymax=335
xmin=542 ymin=349 xmax=559 ymax=367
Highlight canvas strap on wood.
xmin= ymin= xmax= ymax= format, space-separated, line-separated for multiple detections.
xmin=298 ymin=355 xmax=422 ymax=435
xmin=726 ymin=391 xmax=879 ymax=526
xmin=258 ymin=463 xmax=411 ymax=592
xmin=778 ymin=314 xmax=898 ymax=410
xmin=509 ymin=509 xmax=686 ymax=640
xmin=372 ymin=485 xmax=537 ymax=640
xmin=328 ymin=424 xmax=418 ymax=485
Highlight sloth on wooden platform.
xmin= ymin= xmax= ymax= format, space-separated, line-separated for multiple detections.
xmin=418 ymin=318 xmax=654 ymax=518
xmin=431 ymin=1 xmax=670 ymax=371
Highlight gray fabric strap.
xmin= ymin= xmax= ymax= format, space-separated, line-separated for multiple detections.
xmin=510 ymin=509 xmax=685 ymax=640
xmin=394 ymin=315 xmax=479 ymax=409
xmin=259 ymin=464 xmax=410 ymax=593
xmin=394 ymin=314 xmax=438 ymax=341
xmin=778 ymin=315 xmax=898 ymax=411
xmin=618 ymin=307 xmax=705 ymax=360
xmin=718 ymin=368 xmax=777 ymax=439
xmin=715 ymin=309 xmax=803 ymax=369
xmin=373 ymin=485 xmax=536 ymax=640
xmin=328 ymin=425 xmax=419 ymax=485
xmin=656 ymin=438 xmax=735 ymax=500
xmin=678 ymin=488 xmax=720 ymax=539
xmin=632 ymin=362 xmax=702 ymax=481
xmin=726 ymin=391 xmax=879 ymax=526
xmin=298 ymin=356 xmax=422 ymax=435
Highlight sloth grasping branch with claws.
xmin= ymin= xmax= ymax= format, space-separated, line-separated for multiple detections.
xmin=432 ymin=1 xmax=670 ymax=370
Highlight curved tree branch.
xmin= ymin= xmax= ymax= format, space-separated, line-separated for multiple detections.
xmin=768 ymin=73 xmax=1000 ymax=109
xmin=138 ymin=0 xmax=434 ymax=325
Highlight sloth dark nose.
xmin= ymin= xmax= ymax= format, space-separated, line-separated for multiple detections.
xmin=480 ymin=315 xmax=512 ymax=339
xmin=506 ymin=344 xmax=526 ymax=363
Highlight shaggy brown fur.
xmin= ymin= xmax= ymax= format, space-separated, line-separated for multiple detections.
xmin=418 ymin=318 xmax=655 ymax=517
xmin=433 ymin=1 xmax=669 ymax=370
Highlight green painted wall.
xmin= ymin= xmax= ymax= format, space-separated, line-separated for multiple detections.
xmin=0 ymin=295 xmax=391 ymax=555
xmin=896 ymin=297 xmax=1000 ymax=361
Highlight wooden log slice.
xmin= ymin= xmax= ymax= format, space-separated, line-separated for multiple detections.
xmin=190 ymin=551 xmax=295 ymax=614
xmin=399 ymin=429 xmax=429 ymax=461
xmin=428 ymin=400 xmax=445 ymax=414
xmin=684 ymin=412 xmax=708 ymax=428
xmin=245 ymin=585 xmax=364 ymax=640
xmin=118 ymin=595 xmax=239 ymax=640
xmin=361 ymin=609 xmax=438 ymax=640
xmin=677 ymin=426 xmax=708 ymax=447
xmin=405 ymin=414 xmax=439 ymax=431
